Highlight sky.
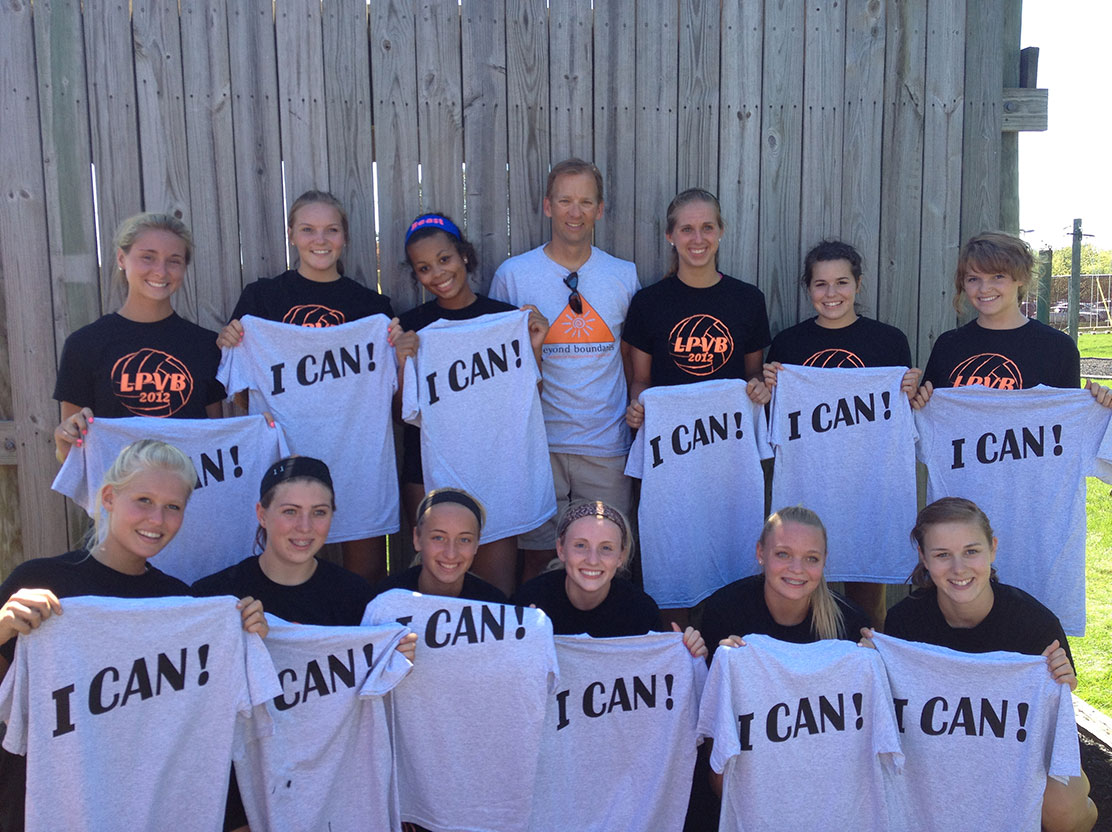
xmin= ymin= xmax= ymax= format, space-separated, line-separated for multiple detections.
xmin=1019 ymin=1 xmax=1112 ymax=252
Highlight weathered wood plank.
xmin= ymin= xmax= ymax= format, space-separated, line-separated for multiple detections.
xmin=323 ymin=0 xmax=378 ymax=290
xmin=717 ymin=0 xmax=763 ymax=288
xmin=0 ymin=0 xmax=71 ymax=573
xmin=999 ymin=0 xmax=1021 ymax=236
xmin=1001 ymin=88 xmax=1047 ymax=132
xmin=677 ymin=0 xmax=720 ymax=192
xmin=275 ymin=0 xmax=329 ymax=207
xmin=506 ymin=0 xmax=550 ymax=254
xmin=180 ymin=0 xmax=241 ymax=331
xmin=918 ymin=0 xmax=966 ymax=364
xmin=84 ymin=0 xmax=142 ymax=311
xmin=549 ymin=0 xmax=593 ymax=163
xmin=840 ymin=0 xmax=885 ymax=320
xmin=758 ymin=0 xmax=805 ymax=334
xmin=634 ymin=0 xmax=679 ymax=284
xmin=798 ymin=0 xmax=847 ymax=321
xmin=959 ymin=0 xmax=1004 ymax=247
xmin=227 ymin=0 xmax=286 ymax=288
xmin=877 ymin=0 xmax=926 ymax=347
xmin=369 ymin=0 xmax=422 ymax=312
xmin=33 ymin=0 xmax=101 ymax=355
xmin=416 ymin=0 xmax=465 ymax=227
xmin=592 ymin=0 xmax=636 ymax=261
xmin=461 ymin=0 xmax=510 ymax=292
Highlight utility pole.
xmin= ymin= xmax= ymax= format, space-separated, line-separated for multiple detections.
xmin=1037 ymin=248 xmax=1052 ymax=324
xmin=1069 ymin=219 xmax=1082 ymax=341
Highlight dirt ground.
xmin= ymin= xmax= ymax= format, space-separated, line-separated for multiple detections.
xmin=1082 ymin=732 xmax=1112 ymax=831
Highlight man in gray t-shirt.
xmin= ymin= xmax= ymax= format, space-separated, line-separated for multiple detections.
xmin=490 ymin=159 xmax=639 ymax=580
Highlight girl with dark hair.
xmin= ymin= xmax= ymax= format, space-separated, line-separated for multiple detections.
xmin=623 ymin=188 xmax=773 ymax=432
xmin=762 ymin=239 xmax=921 ymax=628
xmin=876 ymin=497 xmax=1096 ymax=832
xmin=392 ymin=213 xmax=548 ymax=595
xmin=218 ymin=190 xmax=400 ymax=585
xmin=53 ymin=214 xmax=226 ymax=462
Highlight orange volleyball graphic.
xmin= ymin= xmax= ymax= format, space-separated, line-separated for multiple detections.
xmin=803 ymin=348 xmax=866 ymax=369
xmin=668 ymin=314 xmax=734 ymax=376
xmin=111 ymin=348 xmax=194 ymax=417
xmin=283 ymin=304 xmax=346 ymax=327
xmin=949 ymin=352 xmax=1023 ymax=390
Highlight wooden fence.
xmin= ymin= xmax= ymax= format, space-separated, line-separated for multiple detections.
xmin=0 ymin=0 xmax=1026 ymax=573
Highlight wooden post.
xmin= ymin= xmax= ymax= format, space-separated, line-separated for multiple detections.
xmin=1069 ymin=219 xmax=1082 ymax=341
xmin=1037 ymin=248 xmax=1052 ymax=324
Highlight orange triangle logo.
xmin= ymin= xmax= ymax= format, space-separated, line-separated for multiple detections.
xmin=545 ymin=296 xmax=615 ymax=344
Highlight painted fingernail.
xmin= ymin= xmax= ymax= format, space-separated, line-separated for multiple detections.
xmin=81 ymin=429 xmax=87 ymax=435
xmin=87 ymin=416 xmax=94 ymax=423
xmin=76 ymin=439 xmax=82 ymax=447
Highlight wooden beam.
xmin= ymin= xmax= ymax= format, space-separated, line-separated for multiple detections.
xmin=1019 ymin=46 xmax=1039 ymax=88
xmin=1002 ymin=87 xmax=1048 ymax=132
xmin=0 ymin=422 xmax=15 ymax=466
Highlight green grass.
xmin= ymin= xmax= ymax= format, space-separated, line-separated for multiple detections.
xmin=1074 ymin=477 xmax=1112 ymax=714
xmin=1079 ymin=331 xmax=1112 ymax=359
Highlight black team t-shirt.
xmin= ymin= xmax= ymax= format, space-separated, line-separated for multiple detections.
xmin=53 ymin=313 xmax=226 ymax=417
xmin=885 ymin=582 xmax=1072 ymax=664
xmin=622 ymin=274 xmax=771 ymax=385
xmin=922 ymin=318 xmax=1080 ymax=390
xmin=231 ymin=269 xmax=394 ymax=325
xmin=767 ymin=316 xmax=913 ymax=369
xmin=191 ymin=555 xmax=375 ymax=627
xmin=371 ymin=564 xmax=508 ymax=604
xmin=698 ymin=574 xmax=870 ymax=652
xmin=512 ymin=569 xmax=663 ymax=637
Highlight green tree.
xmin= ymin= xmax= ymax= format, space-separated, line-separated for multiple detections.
xmin=1051 ymin=244 xmax=1112 ymax=275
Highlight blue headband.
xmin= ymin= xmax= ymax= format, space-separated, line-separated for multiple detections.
xmin=405 ymin=214 xmax=462 ymax=246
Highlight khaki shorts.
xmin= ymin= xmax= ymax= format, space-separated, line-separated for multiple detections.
xmin=518 ymin=452 xmax=633 ymax=550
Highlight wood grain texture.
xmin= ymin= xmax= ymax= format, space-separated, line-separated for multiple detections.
xmin=180 ymin=0 xmax=241 ymax=331
xmin=549 ymin=0 xmax=593 ymax=164
xmin=634 ymin=0 xmax=679 ymax=285
xmin=839 ymin=0 xmax=885 ymax=320
xmin=275 ymin=0 xmax=330 ymax=208
xmin=323 ymin=0 xmax=378 ymax=290
xmin=369 ymin=0 xmax=422 ymax=312
xmin=717 ymin=0 xmax=763 ymax=288
xmin=227 ymin=0 xmax=286 ymax=287
xmin=757 ymin=0 xmax=805 ymax=335
xmin=877 ymin=0 xmax=926 ymax=347
xmin=33 ymin=0 xmax=101 ymax=353
xmin=918 ymin=0 xmax=966 ymax=364
xmin=416 ymin=0 xmax=465 ymax=225
xmin=677 ymin=0 xmax=720 ymax=193
xmin=0 ymin=0 xmax=71 ymax=573
xmin=592 ymin=0 xmax=636 ymax=261
xmin=798 ymin=0 xmax=847 ymax=322
xmin=84 ymin=0 xmax=143 ymax=311
xmin=506 ymin=0 xmax=550 ymax=254
xmin=959 ymin=0 xmax=1004 ymax=247
xmin=462 ymin=0 xmax=511 ymax=293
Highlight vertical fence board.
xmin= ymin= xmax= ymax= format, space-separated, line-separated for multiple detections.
xmin=227 ymin=0 xmax=285 ymax=287
xmin=840 ymin=0 xmax=885 ymax=319
xmin=506 ymin=0 xmax=550 ymax=254
xmin=549 ymin=0 xmax=593 ymax=163
xmin=918 ymin=0 xmax=966 ymax=363
xmin=369 ymin=0 xmax=421 ymax=312
xmin=180 ymin=0 xmax=240 ymax=331
xmin=34 ymin=0 xmax=100 ymax=350
xmin=276 ymin=0 xmax=329 ymax=206
xmin=677 ymin=0 xmax=720 ymax=192
xmin=592 ymin=0 xmax=636 ymax=261
xmin=634 ymin=0 xmax=679 ymax=284
xmin=798 ymin=0 xmax=846 ymax=320
xmin=132 ymin=0 xmax=193 ymax=326
xmin=84 ymin=0 xmax=142 ymax=310
xmin=717 ymin=0 xmax=762 ymax=287
xmin=324 ymin=0 xmax=378 ymax=290
xmin=877 ymin=1 xmax=926 ymax=345
xmin=0 ymin=0 xmax=71 ymax=574
xmin=461 ymin=0 xmax=510 ymax=292
xmin=758 ymin=0 xmax=805 ymax=334
xmin=959 ymin=0 xmax=1004 ymax=247
xmin=416 ymin=0 xmax=465 ymax=225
